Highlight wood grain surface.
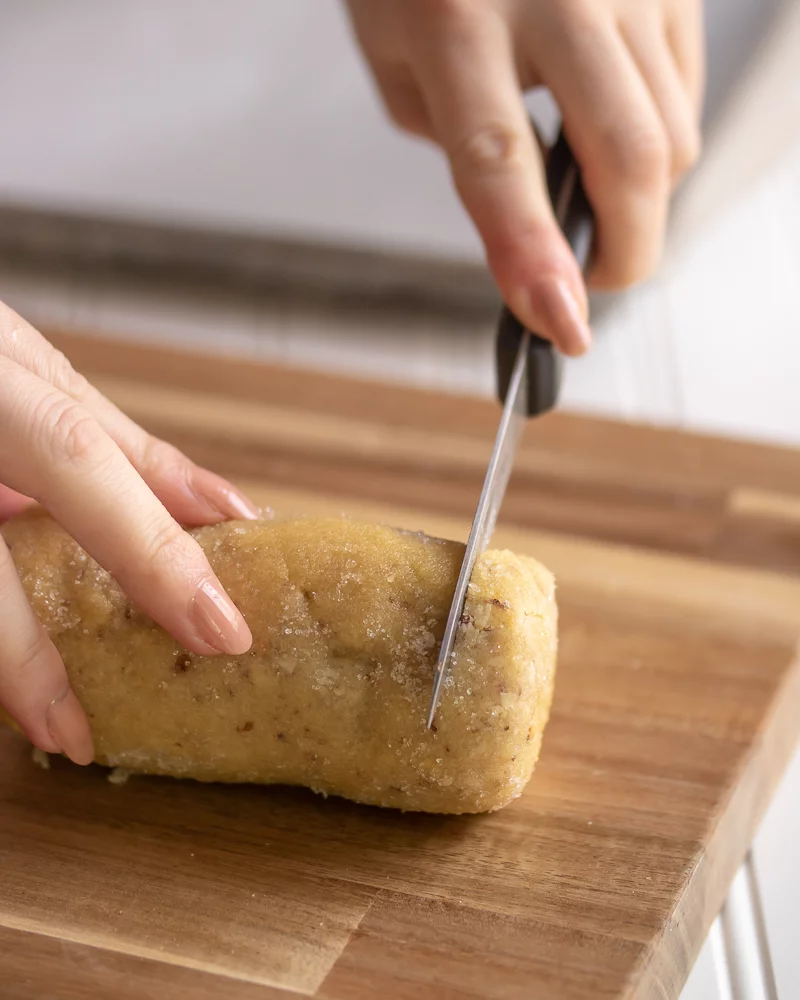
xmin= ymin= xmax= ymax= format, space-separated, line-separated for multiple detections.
xmin=2 ymin=330 xmax=800 ymax=1000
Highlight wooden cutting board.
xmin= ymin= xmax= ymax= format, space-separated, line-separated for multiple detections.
xmin=2 ymin=331 xmax=800 ymax=1000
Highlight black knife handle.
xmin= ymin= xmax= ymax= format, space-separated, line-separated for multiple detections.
xmin=495 ymin=127 xmax=595 ymax=416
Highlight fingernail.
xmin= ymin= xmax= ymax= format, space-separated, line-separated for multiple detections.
xmin=207 ymin=485 xmax=260 ymax=521
xmin=46 ymin=690 xmax=95 ymax=766
xmin=192 ymin=579 xmax=252 ymax=655
xmin=531 ymin=277 xmax=592 ymax=356
xmin=190 ymin=470 xmax=260 ymax=522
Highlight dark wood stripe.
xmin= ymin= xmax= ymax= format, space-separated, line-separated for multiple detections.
xmin=48 ymin=330 xmax=800 ymax=498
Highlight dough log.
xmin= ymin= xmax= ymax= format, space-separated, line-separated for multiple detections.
xmin=1 ymin=510 xmax=558 ymax=814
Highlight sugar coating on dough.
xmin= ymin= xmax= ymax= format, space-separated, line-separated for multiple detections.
xmin=2 ymin=510 xmax=558 ymax=814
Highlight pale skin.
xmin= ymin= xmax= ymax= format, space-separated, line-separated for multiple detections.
xmin=0 ymin=0 xmax=704 ymax=764
xmin=346 ymin=0 xmax=704 ymax=353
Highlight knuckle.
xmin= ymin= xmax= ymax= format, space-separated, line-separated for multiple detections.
xmin=452 ymin=123 xmax=526 ymax=176
xmin=138 ymin=516 xmax=194 ymax=575
xmin=41 ymin=397 xmax=105 ymax=467
xmin=603 ymin=121 xmax=670 ymax=190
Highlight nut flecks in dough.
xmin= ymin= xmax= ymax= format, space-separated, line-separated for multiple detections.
xmin=1 ymin=510 xmax=558 ymax=814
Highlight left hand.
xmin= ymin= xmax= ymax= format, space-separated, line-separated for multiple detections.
xmin=0 ymin=303 xmax=258 ymax=765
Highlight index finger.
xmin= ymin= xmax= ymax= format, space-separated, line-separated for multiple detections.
xmin=0 ymin=357 xmax=252 ymax=658
xmin=407 ymin=5 xmax=592 ymax=355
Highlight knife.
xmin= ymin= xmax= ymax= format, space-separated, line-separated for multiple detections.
xmin=426 ymin=127 xmax=595 ymax=729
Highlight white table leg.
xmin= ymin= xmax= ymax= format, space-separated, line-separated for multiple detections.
xmin=711 ymin=853 xmax=780 ymax=1000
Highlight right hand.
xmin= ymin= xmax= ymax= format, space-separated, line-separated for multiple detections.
xmin=0 ymin=302 xmax=258 ymax=766
xmin=346 ymin=0 xmax=704 ymax=355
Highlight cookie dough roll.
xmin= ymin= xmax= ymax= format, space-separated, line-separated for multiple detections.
xmin=1 ymin=509 xmax=558 ymax=814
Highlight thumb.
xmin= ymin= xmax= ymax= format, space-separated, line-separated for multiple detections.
xmin=0 ymin=484 xmax=34 ymax=523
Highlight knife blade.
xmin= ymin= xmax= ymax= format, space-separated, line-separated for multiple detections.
xmin=425 ymin=127 xmax=595 ymax=729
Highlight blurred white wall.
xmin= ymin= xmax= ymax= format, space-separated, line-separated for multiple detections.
xmin=0 ymin=0 xmax=786 ymax=255
xmin=0 ymin=1 xmax=476 ymax=255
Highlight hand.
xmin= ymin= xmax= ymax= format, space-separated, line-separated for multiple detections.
xmin=0 ymin=303 xmax=259 ymax=765
xmin=345 ymin=0 xmax=704 ymax=355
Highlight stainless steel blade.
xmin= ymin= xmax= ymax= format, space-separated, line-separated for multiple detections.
xmin=425 ymin=330 xmax=530 ymax=729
